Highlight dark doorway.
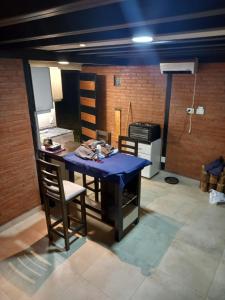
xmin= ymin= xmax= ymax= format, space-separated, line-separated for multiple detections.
xmin=55 ymin=70 xmax=80 ymax=140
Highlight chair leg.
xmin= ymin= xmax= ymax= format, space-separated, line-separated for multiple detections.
xmin=61 ymin=203 xmax=70 ymax=251
xmin=43 ymin=197 xmax=53 ymax=242
xmin=94 ymin=178 xmax=99 ymax=202
xmin=67 ymin=204 xmax=71 ymax=229
xmin=82 ymin=174 xmax=87 ymax=195
xmin=80 ymin=193 xmax=87 ymax=236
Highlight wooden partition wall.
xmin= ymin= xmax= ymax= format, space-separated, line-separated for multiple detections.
xmin=80 ymin=73 xmax=97 ymax=141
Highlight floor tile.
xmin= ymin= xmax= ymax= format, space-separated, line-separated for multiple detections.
xmin=82 ymin=251 xmax=145 ymax=300
xmin=208 ymin=259 xmax=225 ymax=300
xmin=157 ymin=239 xmax=220 ymax=298
xmin=0 ymin=287 xmax=12 ymax=300
xmin=176 ymin=219 xmax=225 ymax=258
xmin=67 ymin=239 xmax=110 ymax=275
xmin=31 ymin=260 xmax=110 ymax=300
xmin=64 ymin=277 xmax=111 ymax=300
xmin=1 ymin=170 xmax=225 ymax=300
xmin=131 ymin=269 xmax=203 ymax=300
xmin=146 ymin=192 xmax=197 ymax=223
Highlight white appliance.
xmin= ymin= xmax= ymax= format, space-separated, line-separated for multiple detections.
xmin=160 ymin=59 xmax=198 ymax=74
xmin=138 ymin=139 xmax=161 ymax=178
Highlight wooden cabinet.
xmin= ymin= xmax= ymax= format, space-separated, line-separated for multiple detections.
xmin=101 ymin=172 xmax=141 ymax=241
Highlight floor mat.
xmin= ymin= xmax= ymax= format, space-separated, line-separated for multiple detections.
xmin=111 ymin=211 xmax=183 ymax=276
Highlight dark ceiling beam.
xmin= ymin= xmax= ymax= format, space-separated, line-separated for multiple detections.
xmin=101 ymin=47 xmax=225 ymax=58
xmin=0 ymin=0 xmax=124 ymax=28
xmin=56 ymin=36 xmax=225 ymax=53
xmin=76 ymin=43 xmax=225 ymax=56
xmin=36 ymin=38 xmax=132 ymax=51
xmin=58 ymin=44 xmax=134 ymax=53
xmin=34 ymin=28 xmax=225 ymax=52
xmin=0 ymin=48 xmax=58 ymax=60
xmin=1 ymin=7 xmax=225 ymax=45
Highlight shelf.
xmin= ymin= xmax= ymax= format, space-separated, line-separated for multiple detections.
xmin=123 ymin=204 xmax=139 ymax=230
xmin=122 ymin=192 xmax=137 ymax=208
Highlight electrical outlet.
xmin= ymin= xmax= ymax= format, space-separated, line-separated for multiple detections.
xmin=186 ymin=107 xmax=195 ymax=114
xmin=196 ymin=106 xmax=205 ymax=115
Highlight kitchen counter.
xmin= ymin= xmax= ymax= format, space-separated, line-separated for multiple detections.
xmin=40 ymin=127 xmax=73 ymax=139
xmin=39 ymin=127 xmax=75 ymax=148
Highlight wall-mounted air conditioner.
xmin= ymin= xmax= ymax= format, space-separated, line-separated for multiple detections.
xmin=160 ymin=59 xmax=198 ymax=74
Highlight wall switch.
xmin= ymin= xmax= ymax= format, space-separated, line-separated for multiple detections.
xmin=186 ymin=107 xmax=195 ymax=114
xmin=196 ymin=106 xmax=205 ymax=115
xmin=161 ymin=156 xmax=166 ymax=163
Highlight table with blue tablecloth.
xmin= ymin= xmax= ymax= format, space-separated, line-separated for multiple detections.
xmin=64 ymin=152 xmax=151 ymax=240
xmin=64 ymin=152 xmax=150 ymax=189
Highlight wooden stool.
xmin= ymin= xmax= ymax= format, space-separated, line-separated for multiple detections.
xmin=37 ymin=159 xmax=87 ymax=251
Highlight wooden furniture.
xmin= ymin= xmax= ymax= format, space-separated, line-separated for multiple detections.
xmin=82 ymin=130 xmax=111 ymax=202
xmin=38 ymin=145 xmax=77 ymax=182
xmin=96 ymin=130 xmax=111 ymax=143
xmin=118 ymin=135 xmax=138 ymax=156
xmin=101 ymin=171 xmax=141 ymax=241
xmin=80 ymin=73 xmax=97 ymax=141
xmin=63 ymin=152 xmax=149 ymax=241
xmin=38 ymin=148 xmax=149 ymax=241
xmin=37 ymin=159 xmax=87 ymax=251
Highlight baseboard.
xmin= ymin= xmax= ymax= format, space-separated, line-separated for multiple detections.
xmin=0 ymin=205 xmax=43 ymax=233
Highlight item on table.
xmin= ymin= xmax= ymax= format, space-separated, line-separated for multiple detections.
xmin=74 ymin=139 xmax=115 ymax=160
xmin=43 ymin=138 xmax=53 ymax=147
xmin=45 ymin=143 xmax=62 ymax=152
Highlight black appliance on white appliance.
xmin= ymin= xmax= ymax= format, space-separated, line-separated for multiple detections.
xmin=128 ymin=122 xmax=161 ymax=143
xmin=128 ymin=122 xmax=161 ymax=178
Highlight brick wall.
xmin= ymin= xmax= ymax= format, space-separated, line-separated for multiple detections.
xmin=167 ymin=63 xmax=225 ymax=178
xmin=0 ymin=58 xmax=40 ymax=225
xmin=83 ymin=63 xmax=225 ymax=179
xmin=84 ymin=66 xmax=167 ymax=143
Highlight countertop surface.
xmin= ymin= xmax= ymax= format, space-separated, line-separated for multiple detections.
xmin=39 ymin=127 xmax=73 ymax=138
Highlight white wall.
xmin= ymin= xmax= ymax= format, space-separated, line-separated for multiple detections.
xmin=37 ymin=103 xmax=56 ymax=129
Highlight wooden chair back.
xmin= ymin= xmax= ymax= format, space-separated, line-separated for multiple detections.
xmin=118 ymin=135 xmax=138 ymax=156
xmin=37 ymin=159 xmax=65 ymax=202
xmin=96 ymin=130 xmax=111 ymax=144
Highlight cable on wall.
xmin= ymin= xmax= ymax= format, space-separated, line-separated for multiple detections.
xmin=188 ymin=73 xmax=197 ymax=134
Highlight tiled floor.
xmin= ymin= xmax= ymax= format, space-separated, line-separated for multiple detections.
xmin=1 ymin=171 xmax=225 ymax=300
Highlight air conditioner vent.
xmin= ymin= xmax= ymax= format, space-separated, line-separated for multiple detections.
xmin=160 ymin=59 xmax=198 ymax=74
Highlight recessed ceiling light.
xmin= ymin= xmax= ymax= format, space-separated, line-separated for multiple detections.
xmin=132 ymin=36 xmax=153 ymax=43
xmin=58 ymin=61 xmax=69 ymax=65
xmin=79 ymin=43 xmax=86 ymax=47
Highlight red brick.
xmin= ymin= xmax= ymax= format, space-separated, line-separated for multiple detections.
xmin=83 ymin=63 xmax=225 ymax=179
xmin=0 ymin=58 xmax=40 ymax=225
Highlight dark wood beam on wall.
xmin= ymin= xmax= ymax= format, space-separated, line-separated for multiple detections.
xmin=22 ymin=59 xmax=39 ymax=155
xmin=0 ymin=0 xmax=124 ymax=28
xmin=161 ymin=74 xmax=173 ymax=169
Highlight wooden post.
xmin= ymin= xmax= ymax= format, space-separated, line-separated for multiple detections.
xmin=125 ymin=101 xmax=132 ymax=134
xmin=114 ymin=108 xmax=121 ymax=145
xmin=200 ymin=165 xmax=209 ymax=192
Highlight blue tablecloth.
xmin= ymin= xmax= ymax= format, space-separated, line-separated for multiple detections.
xmin=64 ymin=152 xmax=151 ymax=189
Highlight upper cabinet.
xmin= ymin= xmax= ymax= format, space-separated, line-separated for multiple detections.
xmin=49 ymin=67 xmax=63 ymax=101
xmin=31 ymin=67 xmax=53 ymax=112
